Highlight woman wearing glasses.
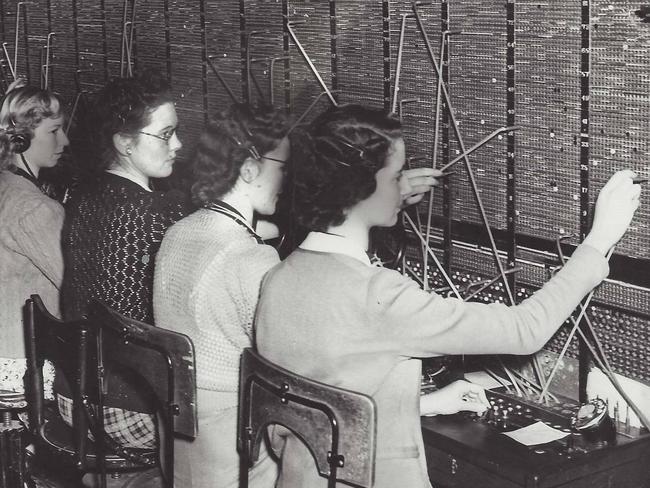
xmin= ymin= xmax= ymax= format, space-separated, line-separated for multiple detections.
xmin=153 ymin=102 xmax=289 ymax=488
xmin=59 ymin=70 xmax=188 ymax=467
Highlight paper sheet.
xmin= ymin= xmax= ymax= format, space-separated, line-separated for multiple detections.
xmin=465 ymin=370 xmax=512 ymax=390
xmin=502 ymin=421 xmax=570 ymax=446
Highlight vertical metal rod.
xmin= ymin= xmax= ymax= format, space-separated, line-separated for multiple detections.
xmin=2 ymin=42 xmax=15 ymax=79
xmin=246 ymin=31 xmax=262 ymax=103
xmin=206 ymin=55 xmax=240 ymax=104
xmin=287 ymin=89 xmax=340 ymax=134
xmin=249 ymin=58 xmax=269 ymax=102
xmin=404 ymin=212 xmax=463 ymax=300
xmin=44 ymin=32 xmax=54 ymax=90
xmin=423 ymin=29 xmax=452 ymax=294
xmin=391 ymin=14 xmax=412 ymax=114
xmin=398 ymin=98 xmax=418 ymax=123
xmin=269 ymin=56 xmax=289 ymax=106
xmin=120 ymin=0 xmax=128 ymax=77
xmin=128 ymin=0 xmax=136 ymax=77
xmin=66 ymin=91 xmax=84 ymax=134
xmin=14 ymin=2 xmax=26 ymax=78
xmin=537 ymin=247 xmax=615 ymax=402
xmin=286 ymin=22 xmax=337 ymax=106
xmin=412 ymin=2 xmax=515 ymax=305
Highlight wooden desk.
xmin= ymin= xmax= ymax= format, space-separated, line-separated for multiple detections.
xmin=421 ymin=394 xmax=650 ymax=488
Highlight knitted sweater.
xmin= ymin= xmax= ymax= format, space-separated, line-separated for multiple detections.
xmin=255 ymin=243 xmax=609 ymax=488
xmin=62 ymin=172 xmax=188 ymax=324
xmin=0 ymin=171 xmax=64 ymax=358
xmin=153 ymin=208 xmax=280 ymax=411
xmin=60 ymin=172 xmax=189 ymax=411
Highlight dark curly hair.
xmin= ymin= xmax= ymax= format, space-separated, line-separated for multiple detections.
xmin=84 ymin=69 xmax=173 ymax=171
xmin=191 ymin=103 xmax=289 ymax=206
xmin=0 ymin=82 xmax=64 ymax=171
xmin=293 ymin=104 xmax=402 ymax=232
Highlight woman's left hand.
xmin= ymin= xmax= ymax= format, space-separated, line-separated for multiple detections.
xmin=420 ymin=380 xmax=490 ymax=417
xmin=401 ymin=167 xmax=444 ymax=207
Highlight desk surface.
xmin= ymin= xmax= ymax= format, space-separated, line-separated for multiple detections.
xmin=421 ymin=391 xmax=650 ymax=488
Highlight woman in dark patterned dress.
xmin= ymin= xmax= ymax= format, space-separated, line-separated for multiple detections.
xmin=58 ymin=70 xmax=189 ymax=460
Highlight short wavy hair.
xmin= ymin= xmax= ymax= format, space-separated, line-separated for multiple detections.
xmin=292 ymin=104 xmax=402 ymax=232
xmin=0 ymin=83 xmax=64 ymax=171
xmin=191 ymin=103 xmax=289 ymax=206
xmin=84 ymin=69 xmax=173 ymax=171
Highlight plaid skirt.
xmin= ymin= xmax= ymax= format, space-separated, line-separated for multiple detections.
xmin=57 ymin=394 xmax=157 ymax=450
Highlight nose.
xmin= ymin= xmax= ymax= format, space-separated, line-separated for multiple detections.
xmin=170 ymin=132 xmax=182 ymax=152
xmin=59 ymin=129 xmax=70 ymax=148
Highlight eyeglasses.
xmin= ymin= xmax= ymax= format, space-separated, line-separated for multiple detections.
xmin=138 ymin=129 xmax=176 ymax=142
xmin=260 ymin=155 xmax=287 ymax=165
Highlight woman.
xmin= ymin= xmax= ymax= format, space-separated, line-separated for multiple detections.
xmin=153 ymin=102 xmax=289 ymax=488
xmin=0 ymin=81 xmax=68 ymax=397
xmin=254 ymin=104 xmax=641 ymax=488
xmin=59 ymin=70 xmax=188 ymax=453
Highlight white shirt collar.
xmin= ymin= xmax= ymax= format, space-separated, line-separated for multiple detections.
xmin=106 ymin=169 xmax=152 ymax=192
xmin=299 ymin=231 xmax=371 ymax=266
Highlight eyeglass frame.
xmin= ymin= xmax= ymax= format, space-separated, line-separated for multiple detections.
xmin=138 ymin=129 xmax=177 ymax=142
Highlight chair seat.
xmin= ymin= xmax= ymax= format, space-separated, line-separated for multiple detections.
xmin=39 ymin=416 xmax=157 ymax=471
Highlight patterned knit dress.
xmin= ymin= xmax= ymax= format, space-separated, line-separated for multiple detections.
xmin=58 ymin=172 xmax=189 ymax=448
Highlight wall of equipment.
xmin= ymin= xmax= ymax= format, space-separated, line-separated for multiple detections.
xmin=2 ymin=0 xmax=648 ymax=403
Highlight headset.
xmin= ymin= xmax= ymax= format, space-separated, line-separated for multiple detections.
xmin=1 ymin=86 xmax=32 ymax=154
xmin=6 ymin=118 xmax=31 ymax=154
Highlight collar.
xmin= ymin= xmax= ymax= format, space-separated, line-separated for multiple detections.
xmin=205 ymin=200 xmax=263 ymax=244
xmin=299 ymin=231 xmax=371 ymax=266
xmin=106 ymin=169 xmax=152 ymax=192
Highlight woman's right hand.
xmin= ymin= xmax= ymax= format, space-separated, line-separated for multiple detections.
xmin=583 ymin=169 xmax=641 ymax=255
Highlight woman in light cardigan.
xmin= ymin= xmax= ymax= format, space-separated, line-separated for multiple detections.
xmin=0 ymin=82 xmax=68 ymax=396
xmin=254 ymin=104 xmax=641 ymax=488
xmin=153 ymin=102 xmax=290 ymax=488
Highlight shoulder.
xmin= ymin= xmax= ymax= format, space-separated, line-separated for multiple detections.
xmin=0 ymin=172 xmax=64 ymax=221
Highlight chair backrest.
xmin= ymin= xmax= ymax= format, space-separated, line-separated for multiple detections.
xmin=24 ymin=294 xmax=93 ymax=467
xmin=238 ymin=347 xmax=377 ymax=488
xmin=88 ymin=299 xmax=198 ymax=440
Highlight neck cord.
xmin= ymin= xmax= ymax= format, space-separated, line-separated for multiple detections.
xmin=19 ymin=153 xmax=38 ymax=180
xmin=204 ymin=200 xmax=263 ymax=244
xmin=10 ymin=154 xmax=42 ymax=191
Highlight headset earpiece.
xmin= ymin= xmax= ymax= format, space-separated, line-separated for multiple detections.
xmin=9 ymin=131 xmax=30 ymax=154
xmin=7 ymin=117 xmax=31 ymax=154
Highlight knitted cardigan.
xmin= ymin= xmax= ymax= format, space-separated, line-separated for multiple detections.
xmin=153 ymin=208 xmax=280 ymax=410
xmin=60 ymin=172 xmax=189 ymax=412
xmin=0 ymin=171 xmax=64 ymax=358
xmin=255 ymin=243 xmax=609 ymax=488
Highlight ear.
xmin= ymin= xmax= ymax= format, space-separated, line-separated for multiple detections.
xmin=239 ymin=158 xmax=261 ymax=184
xmin=113 ymin=133 xmax=134 ymax=157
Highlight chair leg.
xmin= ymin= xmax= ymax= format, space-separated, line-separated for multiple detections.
xmin=239 ymin=454 xmax=249 ymax=488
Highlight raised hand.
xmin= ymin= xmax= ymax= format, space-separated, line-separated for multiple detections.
xmin=583 ymin=169 xmax=642 ymax=255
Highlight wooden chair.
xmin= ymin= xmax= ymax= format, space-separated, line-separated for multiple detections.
xmin=24 ymin=294 xmax=157 ymax=488
xmin=238 ymin=347 xmax=377 ymax=488
xmin=88 ymin=298 xmax=198 ymax=488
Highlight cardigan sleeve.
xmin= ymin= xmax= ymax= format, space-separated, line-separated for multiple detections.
xmin=10 ymin=198 xmax=65 ymax=289
xmin=367 ymin=243 xmax=609 ymax=358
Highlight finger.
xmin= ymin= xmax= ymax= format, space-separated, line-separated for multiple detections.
xmin=403 ymin=193 xmax=425 ymax=206
xmin=404 ymin=167 xmax=438 ymax=178
xmin=604 ymin=170 xmax=638 ymax=191
xmin=461 ymin=399 xmax=489 ymax=414
xmin=407 ymin=176 xmax=439 ymax=188
xmin=409 ymin=182 xmax=438 ymax=194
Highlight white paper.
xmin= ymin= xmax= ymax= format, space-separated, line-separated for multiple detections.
xmin=502 ymin=421 xmax=570 ymax=446
xmin=464 ymin=370 xmax=512 ymax=390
